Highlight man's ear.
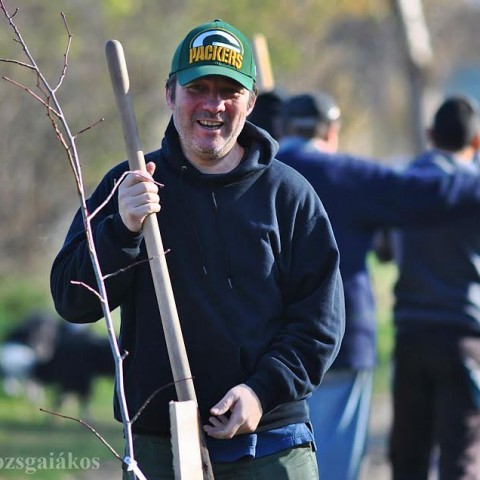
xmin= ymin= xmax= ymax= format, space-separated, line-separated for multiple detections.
xmin=165 ymin=84 xmax=175 ymax=111
xmin=326 ymin=122 xmax=340 ymax=140
xmin=246 ymin=94 xmax=257 ymax=116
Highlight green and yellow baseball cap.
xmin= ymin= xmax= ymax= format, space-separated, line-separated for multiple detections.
xmin=169 ymin=19 xmax=256 ymax=91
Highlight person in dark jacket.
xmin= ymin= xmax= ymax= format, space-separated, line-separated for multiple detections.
xmin=390 ymin=95 xmax=480 ymax=480
xmin=275 ymin=92 xmax=480 ymax=480
xmin=50 ymin=19 xmax=345 ymax=480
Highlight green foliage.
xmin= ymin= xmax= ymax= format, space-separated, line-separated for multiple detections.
xmin=0 ymin=276 xmax=52 ymax=341
xmin=101 ymin=0 xmax=140 ymax=18
xmin=369 ymin=254 xmax=397 ymax=317
xmin=367 ymin=254 xmax=398 ymax=392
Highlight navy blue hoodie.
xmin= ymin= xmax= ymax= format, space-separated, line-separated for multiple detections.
xmin=278 ymin=143 xmax=480 ymax=369
xmin=50 ymin=121 xmax=345 ymax=435
xmin=394 ymin=150 xmax=480 ymax=334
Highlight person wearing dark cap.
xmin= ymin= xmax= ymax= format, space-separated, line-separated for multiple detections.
xmin=247 ymin=89 xmax=286 ymax=140
xmin=280 ymin=92 xmax=341 ymax=153
xmin=277 ymin=92 xmax=480 ymax=479
xmin=390 ymin=95 xmax=480 ymax=480
xmin=50 ymin=20 xmax=345 ymax=479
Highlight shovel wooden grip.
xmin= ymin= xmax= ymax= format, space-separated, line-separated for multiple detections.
xmin=105 ymin=39 xmax=196 ymax=403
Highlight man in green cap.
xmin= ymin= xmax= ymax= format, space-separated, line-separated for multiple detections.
xmin=50 ymin=19 xmax=345 ymax=479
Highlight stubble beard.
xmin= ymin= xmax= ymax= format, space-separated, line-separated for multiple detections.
xmin=184 ymin=123 xmax=240 ymax=164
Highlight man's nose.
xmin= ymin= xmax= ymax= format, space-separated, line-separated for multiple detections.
xmin=202 ymin=91 xmax=226 ymax=111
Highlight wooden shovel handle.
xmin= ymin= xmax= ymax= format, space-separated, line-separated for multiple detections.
xmin=105 ymin=39 xmax=196 ymax=402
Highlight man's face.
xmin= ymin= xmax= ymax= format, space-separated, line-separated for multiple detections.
xmin=166 ymin=75 xmax=255 ymax=169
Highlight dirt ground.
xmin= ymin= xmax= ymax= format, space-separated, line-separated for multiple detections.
xmin=361 ymin=392 xmax=392 ymax=479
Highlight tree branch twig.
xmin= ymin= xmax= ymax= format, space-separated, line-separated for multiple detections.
xmin=39 ymin=408 xmax=122 ymax=461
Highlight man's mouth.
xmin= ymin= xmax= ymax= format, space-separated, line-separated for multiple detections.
xmin=198 ymin=119 xmax=223 ymax=129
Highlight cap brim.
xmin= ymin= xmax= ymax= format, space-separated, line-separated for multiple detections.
xmin=177 ymin=65 xmax=254 ymax=91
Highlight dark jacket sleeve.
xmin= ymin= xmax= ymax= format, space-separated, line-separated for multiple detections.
xmin=245 ymin=183 xmax=345 ymax=412
xmin=279 ymin=151 xmax=480 ymax=230
xmin=50 ymin=164 xmax=144 ymax=323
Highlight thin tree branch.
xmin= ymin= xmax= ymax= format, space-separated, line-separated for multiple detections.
xmin=102 ymin=251 xmax=171 ymax=281
xmin=7 ymin=7 xmax=18 ymax=19
xmin=0 ymin=2 xmax=43 ymax=80
xmin=86 ymin=170 xmax=130 ymax=221
xmin=53 ymin=12 xmax=71 ymax=93
xmin=75 ymin=117 xmax=105 ymax=137
xmin=70 ymin=280 xmax=105 ymax=303
xmin=0 ymin=57 xmax=35 ymax=69
xmin=2 ymin=75 xmax=60 ymax=115
xmin=87 ymin=170 xmax=163 ymax=221
xmin=36 ymin=73 xmax=51 ymax=100
xmin=130 ymin=378 xmax=194 ymax=425
xmin=39 ymin=408 xmax=122 ymax=461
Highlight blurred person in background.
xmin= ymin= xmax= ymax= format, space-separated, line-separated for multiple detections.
xmin=247 ymin=89 xmax=285 ymax=141
xmin=390 ymin=95 xmax=480 ymax=480
xmin=268 ymin=91 xmax=480 ymax=479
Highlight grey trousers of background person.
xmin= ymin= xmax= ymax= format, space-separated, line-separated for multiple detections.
xmin=122 ymin=434 xmax=319 ymax=480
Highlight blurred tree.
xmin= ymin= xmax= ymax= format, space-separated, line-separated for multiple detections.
xmin=390 ymin=0 xmax=433 ymax=154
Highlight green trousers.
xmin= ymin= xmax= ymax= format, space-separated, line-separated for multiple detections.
xmin=123 ymin=434 xmax=319 ymax=480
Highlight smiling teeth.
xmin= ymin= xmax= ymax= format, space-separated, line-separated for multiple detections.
xmin=199 ymin=120 xmax=222 ymax=127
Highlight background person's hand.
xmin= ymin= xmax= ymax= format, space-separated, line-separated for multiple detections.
xmin=203 ymin=384 xmax=263 ymax=439
xmin=118 ymin=162 xmax=160 ymax=232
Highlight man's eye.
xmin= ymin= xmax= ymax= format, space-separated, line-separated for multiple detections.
xmin=187 ymin=85 xmax=203 ymax=93
xmin=221 ymin=88 xmax=241 ymax=98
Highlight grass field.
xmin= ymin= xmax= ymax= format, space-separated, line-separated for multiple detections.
xmin=0 ymin=255 xmax=398 ymax=479
xmin=369 ymin=254 xmax=398 ymax=393
xmin=0 ymin=378 xmax=124 ymax=479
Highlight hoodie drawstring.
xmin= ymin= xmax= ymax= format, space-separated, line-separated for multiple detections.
xmin=180 ymin=166 xmax=234 ymax=289
xmin=211 ymin=191 xmax=234 ymax=290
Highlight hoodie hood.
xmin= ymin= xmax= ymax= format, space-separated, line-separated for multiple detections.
xmin=156 ymin=118 xmax=279 ymax=290
xmin=160 ymin=118 xmax=279 ymax=184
